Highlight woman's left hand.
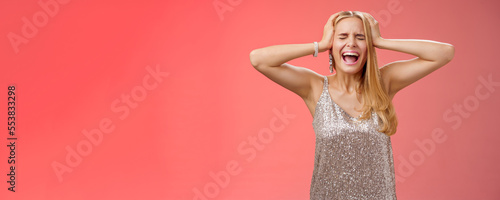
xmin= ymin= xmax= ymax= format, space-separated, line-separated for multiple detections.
xmin=363 ymin=13 xmax=383 ymax=48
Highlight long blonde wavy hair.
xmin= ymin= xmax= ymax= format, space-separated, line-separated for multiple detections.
xmin=331 ymin=11 xmax=398 ymax=136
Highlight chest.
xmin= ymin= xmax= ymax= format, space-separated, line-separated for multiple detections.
xmin=327 ymin=88 xmax=363 ymax=119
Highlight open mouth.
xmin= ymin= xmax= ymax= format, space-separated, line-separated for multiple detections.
xmin=342 ymin=51 xmax=359 ymax=65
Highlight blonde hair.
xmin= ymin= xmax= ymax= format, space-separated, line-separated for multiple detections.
xmin=332 ymin=11 xmax=398 ymax=136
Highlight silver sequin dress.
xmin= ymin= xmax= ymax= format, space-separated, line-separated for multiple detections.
xmin=310 ymin=76 xmax=397 ymax=199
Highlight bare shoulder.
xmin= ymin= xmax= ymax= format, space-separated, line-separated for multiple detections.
xmin=255 ymin=62 xmax=326 ymax=99
xmin=302 ymin=71 xmax=327 ymax=116
xmin=379 ymin=65 xmax=396 ymax=99
xmin=303 ymin=69 xmax=325 ymax=100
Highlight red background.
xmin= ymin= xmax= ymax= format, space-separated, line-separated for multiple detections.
xmin=1 ymin=0 xmax=500 ymax=199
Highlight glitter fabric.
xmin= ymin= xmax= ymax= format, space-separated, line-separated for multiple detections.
xmin=310 ymin=76 xmax=397 ymax=199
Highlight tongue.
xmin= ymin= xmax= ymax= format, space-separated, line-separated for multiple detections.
xmin=344 ymin=55 xmax=357 ymax=64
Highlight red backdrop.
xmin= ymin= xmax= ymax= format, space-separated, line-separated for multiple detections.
xmin=1 ymin=0 xmax=499 ymax=199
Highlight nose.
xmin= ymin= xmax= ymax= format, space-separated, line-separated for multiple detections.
xmin=346 ymin=36 xmax=356 ymax=47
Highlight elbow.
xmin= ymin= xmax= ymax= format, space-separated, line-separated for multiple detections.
xmin=443 ymin=43 xmax=455 ymax=63
xmin=249 ymin=49 xmax=263 ymax=69
xmin=435 ymin=43 xmax=455 ymax=66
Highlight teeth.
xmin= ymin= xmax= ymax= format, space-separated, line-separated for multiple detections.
xmin=342 ymin=52 xmax=359 ymax=57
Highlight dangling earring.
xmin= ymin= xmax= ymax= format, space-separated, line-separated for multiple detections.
xmin=329 ymin=53 xmax=333 ymax=73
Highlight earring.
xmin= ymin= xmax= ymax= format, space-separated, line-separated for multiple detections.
xmin=329 ymin=54 xmax=333 ymax=73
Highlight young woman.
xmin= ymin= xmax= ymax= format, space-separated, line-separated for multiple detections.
xmin=249 ymin=11 xmax=454 ymax=199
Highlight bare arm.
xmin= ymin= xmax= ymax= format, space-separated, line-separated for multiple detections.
xmin=378 ymin=39 xmax=455 ymax=96
xmin=249 ymin=13 xmax=341 ymax=99
xmin=363 ymin=13 xmax=455 ymax=97
xmin=249 ymin=44 xmax=319 ymax=99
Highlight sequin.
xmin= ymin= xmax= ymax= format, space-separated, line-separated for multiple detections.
xmin=310 ymin=76 xmax=397 ymax=199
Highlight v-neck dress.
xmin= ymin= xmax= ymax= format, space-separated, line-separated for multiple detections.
xmin=310 ymin=76 xmax=397 ymax=199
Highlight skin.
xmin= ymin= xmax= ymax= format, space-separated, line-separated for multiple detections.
xmin=327 ymin=17 xmax=368 ymax=117
xmin=331 ymin=17 xmax=367 ymax=76
xmin=249 ymin=11 xmax=455 ymax=118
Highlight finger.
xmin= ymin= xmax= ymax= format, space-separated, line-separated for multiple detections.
xmin=327 ymin=14 xmax=336 ymax=22
xmin=362 ymin=13 xmax=371 ymax=21
xmin=328 ymin=11 xmax=343 ymax=22
xmin=364 ymin=13 xmax=377 ymax=24
xmin=332 ymin=11 xmax=342 ymax=21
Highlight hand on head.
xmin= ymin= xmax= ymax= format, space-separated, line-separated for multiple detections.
xmin=362 ymin=12 xmax=382 ymax=47
xmin=318 ymin=11 xmax=343 ymax=52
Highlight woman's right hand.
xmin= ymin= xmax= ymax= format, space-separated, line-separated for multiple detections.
xmin=318 ymin=12 xmax=342 ymax=52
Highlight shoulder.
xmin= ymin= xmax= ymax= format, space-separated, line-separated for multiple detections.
xmin=379 ymin=65 xmax=395 ymax=99
xmin=285 ymin=64 xmax=325 ymax=92
xmin=303 ymin=72 xmax=327 ymax=103
xmin=309 ymin=72 xmax=327 ymax=91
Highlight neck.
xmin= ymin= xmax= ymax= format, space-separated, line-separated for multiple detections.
xmin=332 ymin=69 xmax=363 ymax=94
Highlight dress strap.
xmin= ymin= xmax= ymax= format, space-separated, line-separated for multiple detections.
xmin=323 ymin=76 xmax=328 ymax=89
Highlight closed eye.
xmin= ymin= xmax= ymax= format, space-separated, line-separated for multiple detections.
xmin=356 ymin=34 xmax=365 ymax=40
xmin=338 ymin=33 xmax=348 ymax=39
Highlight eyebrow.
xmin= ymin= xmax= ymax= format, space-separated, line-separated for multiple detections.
xmin=337 ymin=33 xmax=365 ymax=37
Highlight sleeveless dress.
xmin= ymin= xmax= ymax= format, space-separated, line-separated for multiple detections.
xmin=310 ymin=76 xmax=397 ymax=199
